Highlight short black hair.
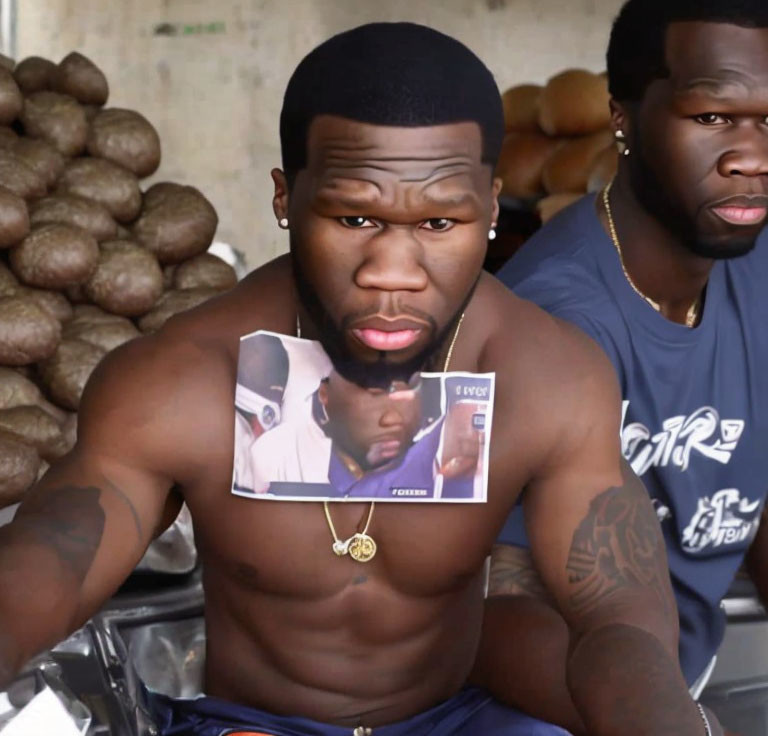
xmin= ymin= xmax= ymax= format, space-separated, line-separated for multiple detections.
xmin=607 ymin=0 xmax=768 ymax=102
xmin=279 ymin=22 xmax=504 ymax=181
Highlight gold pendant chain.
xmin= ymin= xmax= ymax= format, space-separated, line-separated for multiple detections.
xmin=297 ymin=311 xmax=465 ymax=563
xmin=324 ymin=499 xmax=377 ymax=562
xmin=602 ymin=179 xmax=700 ymax=328
xmin=442 ymin=312 xmax=464 ymax=373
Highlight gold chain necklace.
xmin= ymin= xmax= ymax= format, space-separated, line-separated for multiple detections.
xmin=298 ymin=311 xmax=464 ymax=563
xmin=324 ymin=498 xmax=377 ymax=561
xmin=602 ymin=179 xmax=700 ymax=328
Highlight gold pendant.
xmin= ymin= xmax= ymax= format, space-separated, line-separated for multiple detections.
xmin=323 ymin=501 xmax=377 ymax=562
xmin=348 ymin=533 xmax=377 ymax=562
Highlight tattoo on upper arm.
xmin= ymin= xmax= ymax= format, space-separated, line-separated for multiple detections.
xmin=104 ymin=478 xmax=143 ymax=543
xmin=565 ymin=472 xmax=674 ymax=618
xmin=488 ymin=544 xmax=553 ymax=601
xmin=13 ymin=486 xmax=106 ymax=584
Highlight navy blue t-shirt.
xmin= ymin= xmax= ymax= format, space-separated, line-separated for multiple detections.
xmin=497 ymin=194 xmax=768 ymax=685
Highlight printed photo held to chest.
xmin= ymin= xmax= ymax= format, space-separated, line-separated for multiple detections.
xmin=231 ymin=331 xmax=494 ymax=503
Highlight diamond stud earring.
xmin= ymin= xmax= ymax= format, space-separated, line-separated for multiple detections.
xmin=615 ymin=130 xmax=630 ymax=157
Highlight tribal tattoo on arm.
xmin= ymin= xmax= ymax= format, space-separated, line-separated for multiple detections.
xmin=565 ymin=473 xmax=675 ymax=622
xmin=0 ymin=485 xmax=108 ymax=691
xmin=9 ymin=486 xmax=107 ymax=584
xmin=6 ymin=481 xmax=143 ymax=586
xmin=488 ymin=544 xmax=555 ymax=602
xmin=560 ymin=474 xmax=704 ymax=735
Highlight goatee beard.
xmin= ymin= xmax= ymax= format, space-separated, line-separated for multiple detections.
xmin=629 ymin=137 xmax=759 ymax=261
xmin=683 ymin=236 xmax=757 ymax=261
xmin=291 ymin=250 xmax=471 ymax=389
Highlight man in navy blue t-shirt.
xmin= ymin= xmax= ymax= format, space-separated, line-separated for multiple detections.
xmin=471 ymin=0 xmax=768 ymax=732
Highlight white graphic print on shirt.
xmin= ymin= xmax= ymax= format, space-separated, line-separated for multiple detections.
xmin=620 ymin=402 xmax=744 ymax=476
xmin=620 ymin=402 xmax=759 ymax=553
xmin=681 ymin=489 xmax=761 ymax=553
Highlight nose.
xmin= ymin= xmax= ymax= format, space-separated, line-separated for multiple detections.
xmin=354 ymin=227 xmax=429 ymax=292
xmin=718 ymin=127 xmax=768 ymax=179
xmin=379 ymin=405 xmax=405 ymax=428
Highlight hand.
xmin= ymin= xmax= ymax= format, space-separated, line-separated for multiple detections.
xmin=439 ymin=454 xmax=478 ymax=479
xmin=439 ymin=400 xmax=483 ymax=479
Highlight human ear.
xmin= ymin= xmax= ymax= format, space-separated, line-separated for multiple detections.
xmin=610 ymin=99 xmax=633 ymax=155
xmin=490 ymin=176 xmax=502 ymax=226
xmin=271 ymin=168 xmax=290 ymax=225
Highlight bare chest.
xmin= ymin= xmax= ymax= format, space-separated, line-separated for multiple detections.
xmin=183 ymin=431 xmax=528 ymax=604
xmin=177 ymin=344 xmax=536 ymax=597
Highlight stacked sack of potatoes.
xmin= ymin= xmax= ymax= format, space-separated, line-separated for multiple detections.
xmin=496 ymin=69 xmax=619 ymax=224
xmin=0 ymin=52 xmax=238 ymax=506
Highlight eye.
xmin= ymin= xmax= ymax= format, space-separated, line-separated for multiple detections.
xmin=339 ymin=216 xmax=376 ymax=229
xmin=420 ymin=218 xmax=455 ymax=232
xmin=694 ymin=113 xmax=731 ymax=126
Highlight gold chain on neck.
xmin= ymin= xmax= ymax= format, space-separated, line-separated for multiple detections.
xmin=297 ymin=311 xmax=465 ymax=563
xmin=442 ymin=312 xmax=464 ymax=372
xmin=602 ymin=179 xmax=700 ymax=328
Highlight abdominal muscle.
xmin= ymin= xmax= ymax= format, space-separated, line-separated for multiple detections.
xmin=201 ymin=563 xmax=486 ymax=728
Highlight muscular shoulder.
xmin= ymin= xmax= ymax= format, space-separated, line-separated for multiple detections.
xmin=159 ymin=254 xmax=296 ymax=346
xmin=474 ymin=272 xmax=607 ymax=372
xmin=77 ymin=255 xmax=296 ymax=482
xmin=473 ymin=273 xmax=621 ymax=466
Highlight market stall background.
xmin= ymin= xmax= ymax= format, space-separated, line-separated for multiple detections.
xmin=3 ymin=2 xmax=768 ymax=734
xmin=9 ymin=0 xmax=623 ymax=271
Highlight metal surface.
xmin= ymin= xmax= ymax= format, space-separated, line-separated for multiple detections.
xmin=0 ymin=0 xmax=16 ymax=60
xmin=134 ymin=504 xmax=197 ymax=576
xmin=702 ymin=577 xmax=768 ymax=735
xmin=722 ymin=596 xmax=767 ymax=621
xmin=3 ymin=570 xmax=768 ymax=734
xmin=0 ymin=575 xmax=204 ymax=735
xmin=89 ymin=573 xmax=205 ymax=734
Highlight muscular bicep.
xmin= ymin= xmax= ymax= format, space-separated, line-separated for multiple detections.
xmin=539 ymin=464 xmax=673 ymax=625
xmin=10 ymin=448 xmax=171 ymax=626
xmin=522 ymin=343 xmax=677 ymax=651
xmin=1 ymin=335 xmax=196 ymax=632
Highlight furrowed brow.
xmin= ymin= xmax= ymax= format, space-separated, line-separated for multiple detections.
xmin=676 ymin=76 xmax=750 ymax=100
xmin=313 ymin=191 xmax=381 ymax=211
xmin=421 ymin=191 xmax=481 ymax=209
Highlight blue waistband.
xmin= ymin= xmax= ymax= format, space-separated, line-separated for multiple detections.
xmin=144 ymin=685 xmax=569 ymax=736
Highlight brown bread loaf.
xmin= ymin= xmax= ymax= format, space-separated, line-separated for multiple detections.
xmin=542 ymin=129 xmax=615 ymax=194
xmin=496 ymin=132 xmax=563 ymax=199
xmin=501 ymin=84 xmax=543 ymax=133
xmin=538 ymin=69 xmax=611 ymax=136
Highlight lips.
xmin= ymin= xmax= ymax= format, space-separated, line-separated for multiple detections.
xmin=350 ymin=315 xmax=429 ymax=352
xmin=353 ymin=328 xmax=422 ymax=351
xmin=712 ymin=206 xmax=767 ymax=226
xmin=710 ymin=195 xmax=768 ymax=227
xmin=372 ymin=439 xmax=403 ymax=459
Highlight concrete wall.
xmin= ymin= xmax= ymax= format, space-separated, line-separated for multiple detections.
xmin=14 ymin=0 xmax=623 ymax=270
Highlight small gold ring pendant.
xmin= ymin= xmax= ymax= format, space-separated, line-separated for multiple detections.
xmin=332 ymin=533 xmax=377 ymax=562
